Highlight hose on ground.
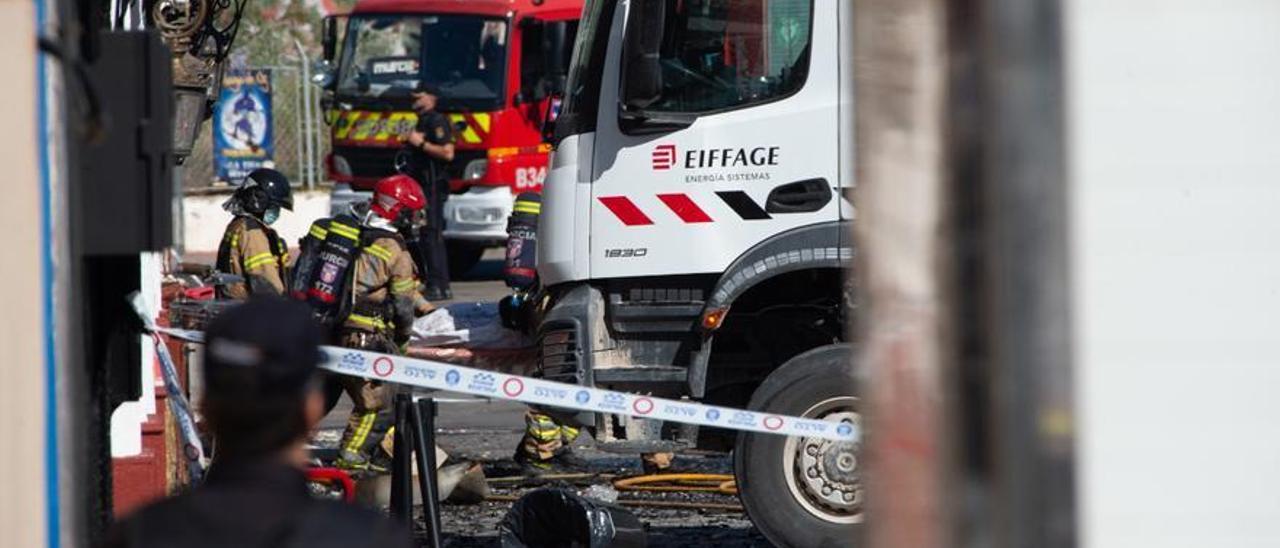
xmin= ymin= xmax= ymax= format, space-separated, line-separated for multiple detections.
xmin=484 ymin=493 xmax=743 ymax=512
xmin=613 ymin=473 xmax=738 ymax=496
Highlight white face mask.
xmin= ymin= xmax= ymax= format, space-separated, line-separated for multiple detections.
xmin=263 ymin=207 xmax=281 ymax=225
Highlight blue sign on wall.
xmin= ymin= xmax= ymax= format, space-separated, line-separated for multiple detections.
xmin=213 ymin=69 xmax=274 ymax=182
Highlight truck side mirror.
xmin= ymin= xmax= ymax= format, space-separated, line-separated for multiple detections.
xmin=311 ymin=59 xmax=337 ymax=90
xmin=541 ymin=96 xmax=561 ymax=143
xmin=322 ymin=16 xmax=339 ymax=62
xmin=620 ymin=0 xmax=665 ymax=113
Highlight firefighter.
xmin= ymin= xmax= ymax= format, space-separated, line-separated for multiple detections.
xmin=504 ymin=193 xmax=675 ymax=475
xmin=216 ymin=168 xmax=293 ymax=299
xmin=103 ymin=298 xmax=413 ymax=548
xmin=328 ymin=174 xmax=436 ymax=471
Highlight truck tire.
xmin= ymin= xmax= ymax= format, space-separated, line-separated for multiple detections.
xmin=446 ymin=241 xmax=486 ymax=279
xmin=734 ymin=344 xmax=861 ymax=548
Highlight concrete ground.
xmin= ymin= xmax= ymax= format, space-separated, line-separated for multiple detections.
xmin=319 ymin=249 xmax=769 ymax=546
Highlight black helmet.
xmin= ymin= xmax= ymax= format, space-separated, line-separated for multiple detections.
xmin=232 ymin=167 xmax=294 ymax=217
xmin=243 ymin=168 xmax=294 ymax=210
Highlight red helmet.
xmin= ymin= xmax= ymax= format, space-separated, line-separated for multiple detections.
xmin=371 ymin=174 xmax=426 ymax=222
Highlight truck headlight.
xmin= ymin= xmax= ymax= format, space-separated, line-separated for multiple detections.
xmin=463 ymin=159 xmax=489 ymax=180
xmin=328 ymin=153 xmax=353 ymax=178
xmin=456 ymin=206 xmax=506 ymax=223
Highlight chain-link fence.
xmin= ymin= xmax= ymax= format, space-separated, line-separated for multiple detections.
xmin=183 ymin=64 xmax=330 ymax=192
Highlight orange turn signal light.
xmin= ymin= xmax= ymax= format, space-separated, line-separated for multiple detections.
xmin=701 ymin=307 xmax=729 ymax=331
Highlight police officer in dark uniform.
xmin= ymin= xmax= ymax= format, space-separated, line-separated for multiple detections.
xmin=102 ymin=298 xmax=412 ymax=548
xmin=403 ymin=82 xmax=455 ymax=301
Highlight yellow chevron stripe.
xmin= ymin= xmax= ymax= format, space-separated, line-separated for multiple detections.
xmin=352 ymin=113 xmax=382 ymax=140
xmin=335 ymin=111 xmax=361 ymax=139
xmin=472 ymin=113 xmax=491 ymax=133
xmin=448 ymin=114 xmax=481 ymax=144
xmin=375 ymin=112 xmax=410 ymax=140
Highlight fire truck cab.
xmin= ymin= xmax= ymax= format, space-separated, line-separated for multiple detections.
xmin=317 ymin=0 xmax=582 ymax=275
xmin=536 ymin=0 xmax=856 ymax=545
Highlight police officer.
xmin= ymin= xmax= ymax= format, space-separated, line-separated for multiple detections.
xmin=330 ymin=174 xmax=437 ymax=471
xmin=403 ymin=82 xmax=454 ymax=301
xmin=217 ymin=168 xmax=293 ymax=299
xmin=102 ymin=298 xmax=413 ymax=548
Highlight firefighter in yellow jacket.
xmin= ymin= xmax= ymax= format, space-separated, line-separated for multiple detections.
xmin=308 ymin=174 xmax=434 ymax=471
xmin=216 ymin=168 xmax=294 ymax=299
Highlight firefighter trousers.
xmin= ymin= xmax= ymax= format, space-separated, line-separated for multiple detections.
xmin=325 ymin=331 xmax=398 ymax=467
xmin=519 ymin=410 xmax=673 ymax=470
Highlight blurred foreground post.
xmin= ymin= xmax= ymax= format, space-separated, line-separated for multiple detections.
xmin=854 ymin=0 xmax=954 ymax=546
xmin=856 ymin=0 xmax=1073 ymax=546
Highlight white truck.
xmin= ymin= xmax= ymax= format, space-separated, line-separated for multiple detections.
xmin=534 ymin=1 xmax=857 ymax=545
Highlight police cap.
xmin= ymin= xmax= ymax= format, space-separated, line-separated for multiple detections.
xmin=413 ymin=81 xmax=441 ymax=96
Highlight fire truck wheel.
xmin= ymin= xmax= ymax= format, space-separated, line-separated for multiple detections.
xmin=734 ymin=343 xmax=862 ymax=548
xmin=446 ymin=242 xmax=486 ymax=279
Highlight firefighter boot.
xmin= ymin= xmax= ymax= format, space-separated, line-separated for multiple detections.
xmin=336 ymin=408 xmax=394 ymax=473
xmin=515 ymin=410 xmax=587 ymax=476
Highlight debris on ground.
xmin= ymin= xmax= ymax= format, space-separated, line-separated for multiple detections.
xmin=315 ymin=399 xmax=769 ymax=546
xmin=498 ymin=488 xmax=646 ymax=547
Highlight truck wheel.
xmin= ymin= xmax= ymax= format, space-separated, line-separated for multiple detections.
xmin=734 ymin=344 xmax=861 ymax=548
xmin=446 ymin=242 xmax=486 ymax=279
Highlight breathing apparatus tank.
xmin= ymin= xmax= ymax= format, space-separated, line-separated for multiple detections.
xmin=504 ymin=192 xmax=541 ymax=292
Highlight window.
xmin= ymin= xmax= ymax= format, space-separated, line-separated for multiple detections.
xmin=520 ymin=19 xmax=580 ymax=99
xmin=554 ymin=0 xmax=617 ymax=142
xmin=337 ymin=15 xmax=509 ymax=110
xmin=645 ymin=0 xmax=812 ymax=114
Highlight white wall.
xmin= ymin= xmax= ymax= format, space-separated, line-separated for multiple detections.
xmin=0 ymin=3 xmax=49 ymax=546
xmin=1067 ymin=2 xmax=1280 ymax=547
xmin=109 ymin=253 xmax=162 ymax=457
xmin=182 ymin=190 xmax=331 ymax=254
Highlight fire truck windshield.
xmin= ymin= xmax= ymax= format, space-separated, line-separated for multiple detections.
xmin=336 ymin=14 xmax=509 ymax=110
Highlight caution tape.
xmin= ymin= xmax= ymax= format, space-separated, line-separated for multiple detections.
xmin=318 ymin=347 xmax=858 ymax=443
xmin=128 ymin=293 xmax=206 ymax=482
xmin=137 ymin=311 xmax=859 ymax=443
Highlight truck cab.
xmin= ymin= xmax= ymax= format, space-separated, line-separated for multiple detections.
xmin=318 ymin=0 xmax=581 ymax=274
xmin=536 ymin=0 xmax=856 ymax=544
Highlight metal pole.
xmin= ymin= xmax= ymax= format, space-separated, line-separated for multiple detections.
xmin=410 ymin=398 xmax=443 ymax=548
xmin=389 ymin=394 xmax=413 ymax=525
xmin=292 ymin=67 xmax=305 ymax=187
xmin=293 ymin=38 xmax=315 ymax=189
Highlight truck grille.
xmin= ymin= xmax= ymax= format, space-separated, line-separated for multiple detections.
xmin=538 ymin=322 xmax=584 ymax=385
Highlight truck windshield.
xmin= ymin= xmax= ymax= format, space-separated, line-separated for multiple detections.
xmin=336 ymin=15 xmax=509 ymax=110
xmin=555 ymin=0 xmax=615 ymax=142
xmin=644 ymin=0 xmax=811 ymax=114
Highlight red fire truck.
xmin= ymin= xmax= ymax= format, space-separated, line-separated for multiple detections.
xmin=316 ymin=0 xmax=581 ymax=275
